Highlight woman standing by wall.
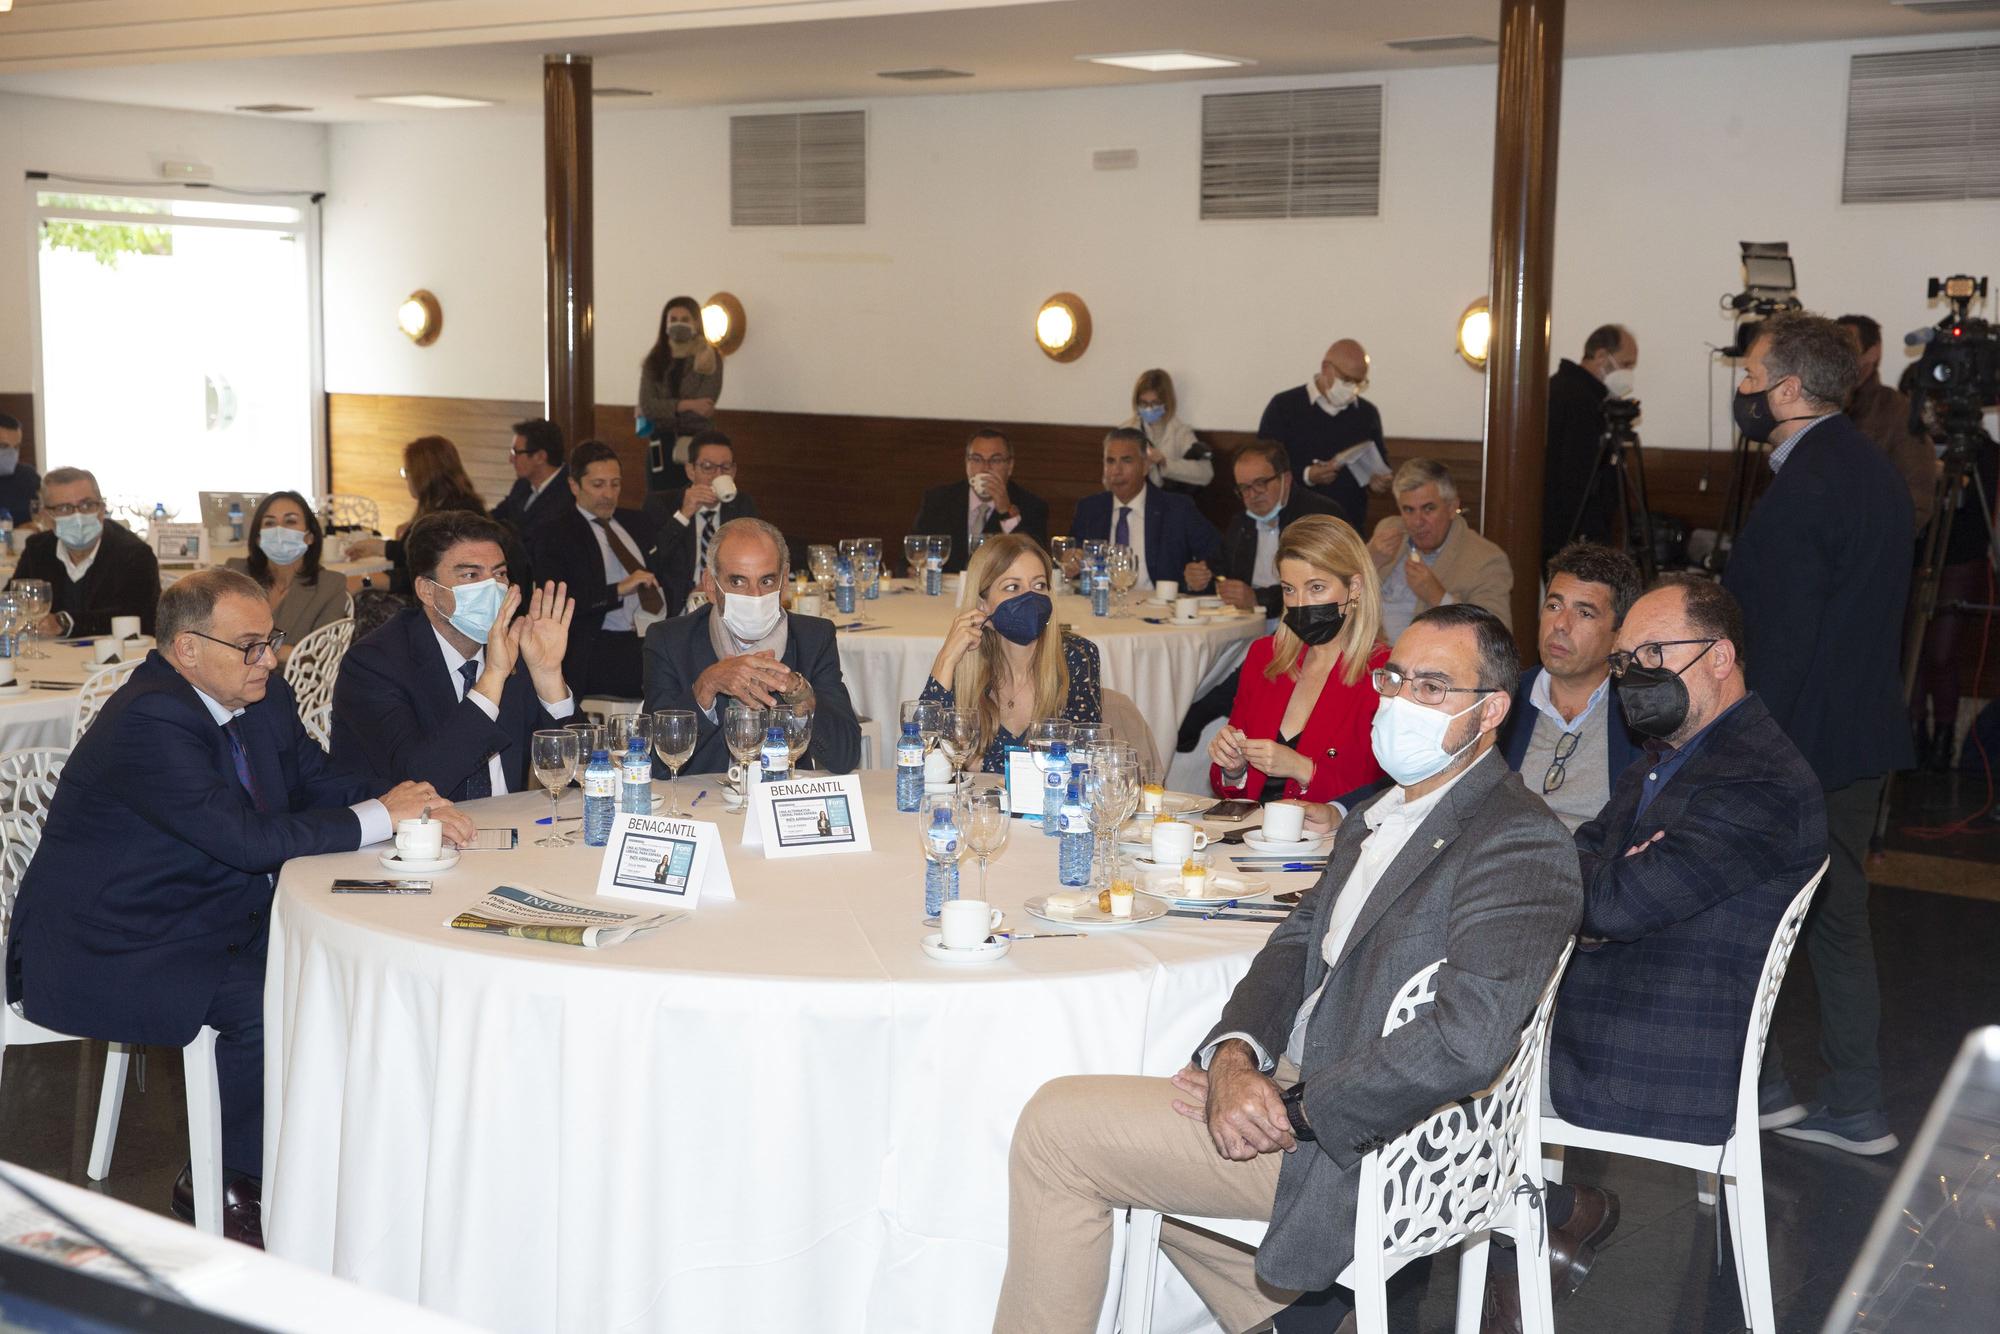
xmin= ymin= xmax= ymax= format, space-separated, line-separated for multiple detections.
xmin=637 ymin=296 xmax=725 ymax=493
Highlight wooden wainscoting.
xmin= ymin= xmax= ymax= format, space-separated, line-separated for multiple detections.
xmin=327 ymin=393 xmax=537 ymax=534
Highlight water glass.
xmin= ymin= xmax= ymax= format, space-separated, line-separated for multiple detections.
xmin=940 ymin=707 xmax=982 ymax=783
xmin=531 ymin=729 xmax=581 ymax=847
xmin=962 ymin=777 xmax=1012 ymax=900
xmin=652 ymin=709 xmax=697 ymax=816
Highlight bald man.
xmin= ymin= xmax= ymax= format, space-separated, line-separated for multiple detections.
xmin=1257 ymin=339 xmax=1391 ymax=530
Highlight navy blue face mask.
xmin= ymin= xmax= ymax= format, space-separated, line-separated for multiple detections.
xmin=987 ymin=592 xmax=1054 ymax=645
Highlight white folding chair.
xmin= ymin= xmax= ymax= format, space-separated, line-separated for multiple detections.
xmin=74 ymin=660 xmax=141 ymax=742
xmin=0 ymin=813 xmax=71 ymax=1099
xmin=1121 ymin=941 xmax=1575 ymax=1334
xmin=284 ymin=616 xmax=353 ymax=750
xmin=0 ymin=747 xmax=68 ymax=822
xmin=88 ymin=1028 xmax=226 ymax=1236
xmin=1541 ymin=859 xmax=1828 ymax=1334
xmin=324 ymin=494 xmax=380 ymax=531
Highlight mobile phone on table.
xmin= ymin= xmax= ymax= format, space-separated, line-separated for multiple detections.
xmin=1206 ymin=799 xmax=1259 ymax=822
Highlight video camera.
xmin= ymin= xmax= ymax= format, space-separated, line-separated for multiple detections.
xmin=1906 ymin=275 xmax=2000 ymax=450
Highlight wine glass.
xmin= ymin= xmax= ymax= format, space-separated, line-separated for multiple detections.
xmin=723 ymin=702 xmax=767 ymax=801
xmin=962 ymin=776 xmax=1012 ymax=901
xmin=781 ymin=705 xmax=815 ymax=772
xmin=10 ymin=579 xmax=51 ymax=658
xmin=924 ymin=535 xmax=953 ymax=592
xmin=902 ymin=697 xmax=944 ymax=759
xmin=1082 ymin=742 xmax=1140 ymax=891
xmin=1026 ymin=717 xmax=1073 ymax=834
xmin=562 ymin=721 xmax=604 ymax=768
xmin=808 ymin=544 xmax=839 ymax=586
xmin=1107 ymin=545 xmax=1139 ymax=617
xmin=917 ymin=786 xmax=968 ymax=925
xmin=1049 ymin=536 xmax=1077 ymax=593
xmin=652 ymin=709 xmax=697 ymax=816
xmin=531 ymin=729 xmax=581 ymax=847
xmin=940 ymin=706 xmax=982 ymax=785
xmin=854 ymin=540 xmax=883 ymax=612
xmin=607 ymin=711 xmax=653 ymax=757
xmin=903 ymin=535 xmax=926 ymax=580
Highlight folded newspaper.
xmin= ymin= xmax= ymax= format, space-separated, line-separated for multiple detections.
xmin=448 ymin=884 xmax=681 ymax=948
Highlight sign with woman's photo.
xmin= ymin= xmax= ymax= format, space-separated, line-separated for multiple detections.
xmin=742 ymin=774 xmax=873 ymax=859
xmin=596 ymin=814 xmax=734 ymax=908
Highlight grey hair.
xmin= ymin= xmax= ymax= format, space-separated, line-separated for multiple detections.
xmin=41 ymin=466 xmax=99 ymax=497
xmin=157 ymin=568 xmax=263 ymax=646
xmin=1392 ymin=457 xmax=1457 ymax=502
xmin=1756 ymin=311 xmax=1861 ymax=411
xmin=706 ymin=516 xmax=790 ymax=586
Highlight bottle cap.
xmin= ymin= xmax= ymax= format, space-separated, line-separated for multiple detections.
xmin=591 ymin=749 xmax=609 ymax=763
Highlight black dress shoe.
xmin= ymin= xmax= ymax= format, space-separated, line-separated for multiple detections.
xmin=167 ymin=1163 xmax=264 ymax=1249
xmin=1481 ymin=1187 xmax=1623 ymax=1333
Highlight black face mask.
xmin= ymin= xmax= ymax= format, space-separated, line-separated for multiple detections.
xmin=1614 ymin=664 xmax=1690 ymax=740
xmin=1732 ymin=378 xmax=1812 ymax=445
xmin=1282 ymin=600 xmax=1347 ymax=647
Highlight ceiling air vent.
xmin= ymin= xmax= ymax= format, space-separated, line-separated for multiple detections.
xmin=594 ymin=87 xmax=655 ymax=98
xmin=235 ymin=104 xmax=313 ymax=114
xmin=1093 ymin=148 xmax=1140 ymax=171
xmin=1383 ymin=34 xmax=1499 ymax=53
xmin=877 ymin=68 xmax=974 ymax=81
xmin=731 ymin=110 xmax=866 ymax=227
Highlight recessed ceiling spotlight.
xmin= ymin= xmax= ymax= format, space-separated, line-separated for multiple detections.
xmin=593 ymin=87 xmax=655 ymax=98
xmin=365 ymin=93 xmax=496 ymax=110
xmin=1078 ymin=51 xmax=1255 ymax=74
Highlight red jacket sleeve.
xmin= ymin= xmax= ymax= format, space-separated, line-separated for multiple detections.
xmin=1210 ymin=638 xmax=1388 ymax=802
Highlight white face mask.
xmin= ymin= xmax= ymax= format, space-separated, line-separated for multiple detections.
xmin=1316 ymin=377 xmax=1360 ymax=415
xmin=720 ymin=589 xmax=783 ymax=643
xmin=1369 ymin=691 xmax=1486 ymax=787
xmin=1603 ymin=366 xmax=1636 ymax=399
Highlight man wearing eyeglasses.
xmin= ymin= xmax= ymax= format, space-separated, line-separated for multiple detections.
xmin=1183 ymin=440 xmax=1341 ymax=618
xmin=648 ymin=429 xmax=762 ymax=613
xmin=12 ymin=467 xmax=161 ymax=636
xmin=908 ymin=428 xmax=1050 ymax=575
xmin=4 ymin=568 xmax=475 ymax=1247
xmin=1497 ymin=543 xmax=1644 ymax=832
xmin=995 ymin=605 xmax=1580 ymax=1332
xmin=492 ymin=417 xmax=569 ymax=535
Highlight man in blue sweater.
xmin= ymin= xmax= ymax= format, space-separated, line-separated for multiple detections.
xmin=1256 ymin=338 xmax=1391 ymax=530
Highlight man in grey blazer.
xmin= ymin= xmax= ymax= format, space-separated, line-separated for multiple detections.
xmin=994 ymin=605 xmax=1582 ymax=1333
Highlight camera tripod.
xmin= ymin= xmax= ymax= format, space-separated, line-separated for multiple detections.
xmin=1567 ymin=408 xmax=1658 ymax=580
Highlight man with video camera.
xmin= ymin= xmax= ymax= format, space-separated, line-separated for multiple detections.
xmin=1543 ymin=324 xmax=1638 ymax=560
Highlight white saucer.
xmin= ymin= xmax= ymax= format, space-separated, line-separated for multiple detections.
xmin=1025 ymin=893 xmax=1170 ymax=929
xmin=379 ymin=849 xmax=461 ymax=875
xmin=0 ymin=681 xmax=25 ymax=696
xmin=1138 ymin=874 xmax=1275 ymax=907
xmin=1142 ymin=792 xmax=1216 ymax=818
xmin=1241 ymin=831 xmax=1329 ymax=856
xmin=921 ymin=932 xmax=1011 ymax=963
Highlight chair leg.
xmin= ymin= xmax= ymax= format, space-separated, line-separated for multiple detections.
xmin=1119 ymin=1208 xmax=1164 ymax=1334
xmin=1721 ymin=1168 xmax=1775 ymax=1334
xmin=86 ymin=1043 xmax=131 ymax=1181
xmin=1696 ymin=1169 xmax=1719 ymax=1207
xmin=1350 ymin=1249 xmax=1390 ymax=1334
xmin=1514 ymin=1205 xmax=1558 ymax=1334
xmin=182 ymin=1028 xmax=224 ymax=1236
xmin=1454 ymin=1231 xmax=1492 ymax=1334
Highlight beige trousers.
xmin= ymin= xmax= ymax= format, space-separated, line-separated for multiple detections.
xmin=992 ymin=1070 xmax=1303 ymax=1334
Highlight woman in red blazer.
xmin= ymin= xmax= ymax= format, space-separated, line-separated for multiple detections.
xmin=1209 ymin=514 xmax=1388 ymax=810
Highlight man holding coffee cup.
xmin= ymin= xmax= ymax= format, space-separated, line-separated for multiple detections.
xmin=910 ymin=429 xmax=1050 ymax=574
xmin=4 ymin=568 xmax=474 ymax=1247
xmin=648 ymin=429 xmax=760 ymax=614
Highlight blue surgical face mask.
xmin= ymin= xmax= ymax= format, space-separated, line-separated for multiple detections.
xmin=986 ymin=591 xmax=1053 ymax=645
xmin=0 ymin=449 xmax=18 ymax=478
xmin=258 ymin=526 xmax=311 ymax=566
xmin=1137 ymin=404 xmax=1166 ymax=426
xmin=54 ymin=512 xmax=102 ymax=551
xmin=431 ymin=577 xmax=506 ymax=644
xmin=1369 ymin=691 xmax=1486 ymax=787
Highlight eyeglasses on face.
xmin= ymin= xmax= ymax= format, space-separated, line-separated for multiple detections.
xmin=691 ymin=459 xmax=737 ymax=476
xmin=1369 ymin=667 xmax=1498 ymax=708
xmin=1235 ymin=473 xmax=1282 ymax=498
xmin=42 ymin=499 xmax=105 ymax=517
xmin=1606 ymin=638 xmax=1718 ymax=677
xmin=189 ymin=629 xmax=287 ymax=665
xmin=966 ymin=453 xmax=1011 ymax=469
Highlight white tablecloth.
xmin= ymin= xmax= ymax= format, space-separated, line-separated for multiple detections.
xmin=834 ymin=583 xmax=1263 ymax=765
xmin=264 ymin=772 xmax=1309 ymax=1333
xmin=0 ymin=643 xmax=107 ymax=753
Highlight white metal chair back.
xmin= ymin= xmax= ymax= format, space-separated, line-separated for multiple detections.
xmin=1740 ymin=862 xmax=1825 ymax=1117
xmin=75 ymin=659 xmax=141 ymax=741
xmin=0 ymin=747 xmax=68 ymax=825
xmin=285 ymin=617 xmax=353 ymax=750
xmin=325 ymin=494 xmax=380 ymax=531
xmin=0 ymin=812 xmax=43 ymax=957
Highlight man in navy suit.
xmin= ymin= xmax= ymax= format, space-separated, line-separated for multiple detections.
xmin=1069 ymin=429 xmax=1218 ymax=590
xmin=491 ymin=417 xmax=569 ymax=535
xmin=333 ymin=511 xmax=579 ymax=803
xmin=642 ymin=516 xmax=861 ymax=776
xmin=1182 ymin=440 xmax=1342 ymax=618
xmin=908 ymin=429 xmax=1051 ymax=574
xmin=1482 ymin=578 xmax=1827 ymax=1327
xmin=645 ymin=430 xmax=762 ymax=613
xmin=3 ymin=569 xmax=472 ymax=1244
xmin=528 ymin=440 xmax=663 ymax=699
xmin=1497 ymin=542 xmax=1644 ymax=832
xmin=1723 ymin=312 xmax=1914 ymax=1156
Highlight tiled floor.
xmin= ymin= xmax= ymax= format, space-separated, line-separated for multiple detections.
xmin=2 ymin=774 xmax=1996 ymax=1333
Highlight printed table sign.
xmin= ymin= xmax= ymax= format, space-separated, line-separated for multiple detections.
xmin=596 ymin=813 xmax=734 ymax=909
xmin=741 ymin=773 xmax=873 ymax=859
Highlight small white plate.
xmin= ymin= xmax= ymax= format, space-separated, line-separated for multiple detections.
xmin=1150 ymin=791 xmax=1216 ymax=818
xmin=0 ymin=681 xmax=26 ymax=697
xmin=379 ymin=849 xmax=461 ymax=875
xmin=1138 ymin=874 xmax=1275 ymax=906
xmin=1241 ymin=831 xmax=1330 ymax=856
xmin=921 ymin=932 xmax=1011 ymax=963
xmin=1025 ymin=893 xmax=1170 ymax=929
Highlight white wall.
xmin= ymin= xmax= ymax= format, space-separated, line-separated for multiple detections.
xmin=56 ymin=27 xmax=1994 ymax=460
xmin=0 ymin=92 xmax=329 ymax=397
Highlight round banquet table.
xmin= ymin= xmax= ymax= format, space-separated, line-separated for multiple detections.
xmin=263 ymin=771 xmax=1312 ymax=1333
xmin=0 ymin=641 xmax=115 ymax=752
xmin=832 ymin=581 xmax=1264 ymax=765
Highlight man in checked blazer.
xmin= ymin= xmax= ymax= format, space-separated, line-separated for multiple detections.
xmin=993 ymin=606 xmax=1581 ymax=1332
xmin=1479 ymin=577 xmax=1827 ymax=1330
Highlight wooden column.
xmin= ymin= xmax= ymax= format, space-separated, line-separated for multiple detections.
xmin=543 ymin=53 xmax=594 ymax=453
xmin=1480 ymin=0 xmax=1565 ymax=642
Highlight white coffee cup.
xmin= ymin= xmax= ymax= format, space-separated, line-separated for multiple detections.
xmin=940 ymin=898 xmax=1005 ymax=949
xmin=1261 ymin=801 xmax=1307 ymax=843
xmin=1154 ymin=579 xmax=1178 ymax=603
xmin=1150 ymin=819 xmax=1209 ymax=866
xmin=0 ymin=660 xmax=16 ymax=688
xmin=394 ymin=817 xmax=444 ymax=862
xmin=712 ymin=475 xmax=739 ymax=504
xmin=111 ymin=615 xmax=141 ymax=642
xmin=1173 ymin=597 xmax=1201 ymax=624
xmin=795 ymin=591 xmax=824 ymax=618
xmin=93 ymin=639 xmax=121 ymax=665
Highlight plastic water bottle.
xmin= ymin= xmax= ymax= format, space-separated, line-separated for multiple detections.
xmin=834 ymin=558 xmax=857 ymax=615
xmin=1090 ymin=557 xmax=1110 ymax=617
xmin=923 ymin=806 xmax=960 ymax=921
xmin=151 ymin=501 xmax=168 ymax=522
xmin=226 ymin=501 xmax=243 ymax=543
xmin=581 ymin=749 xmax=617 ymax=846
xmin=761 ymin=725 xmax=790 ymax=783
xmin=896 ymin=722 xmax=924 ymax=812
xmin=864 ymin=565 xmax=881 ymax=600
xmin=620 ymin=738 xmax=652 ymax=816
xmin=1041 ymin=739 xmax=1069 ymax=836
xmin=1058 ymin=779 xmax=1093 ymax=887
xmin=0 ymin=508 xmax=13 ymax=557
xmin=924 ymin=551 xmax=944 ymax=597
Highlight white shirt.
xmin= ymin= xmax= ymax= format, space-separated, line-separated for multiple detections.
xmin=578 ymin=504 xmax=642 ymax=634
xmin=1250 ymin=510 xmax=1283 ymax=590
xmin=1527 ymin=670 xmax=1609 ymax=734
xmin=1307 ymin=378 xmax=1354 ymax=418
xmin=56 ymin=541 xmax=98 ymax=585
xmin=966 ymin=481 xmax=1023 ymax=545
xmin=430 ymin=628 xmax=577 ymax=794
xmin=1109 ymin=486 xmax=1152 ymax=591
xmin=526 ymin=466 xmax=566 ymax=507
xmin=1204 ymin=750 xmax=1494 ymax=1072
xmin=190 ymin=683 xmax=392 ymax=846
xmin=1377 ymin=537 xmax=1456 ymax=641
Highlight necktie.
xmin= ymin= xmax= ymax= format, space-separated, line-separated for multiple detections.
xmin=222 ymin=720 xmax=267 ymax=813
xmin=972 ymin=502 xmax=992 ymax=543
xmin=697 ymin=509 xmax=718 ymax=576
xmin=457 ymin=661 xmax=493 ymax=799
xmin=1114 ymin=505 xmax=1131 ymax=549
xmin=595 ymin=518 xmax=665 ymax=615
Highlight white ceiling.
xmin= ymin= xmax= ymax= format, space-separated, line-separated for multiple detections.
xmin=1 ymin=0 xmax=1998 ymax=122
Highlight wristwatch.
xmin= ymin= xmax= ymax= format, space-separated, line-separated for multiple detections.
xmin=1280 ymin=1084 xmax=1316 ymax=1142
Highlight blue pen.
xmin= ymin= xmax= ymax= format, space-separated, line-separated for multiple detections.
xmin=691 ymin=789 xmax=708 ymax=807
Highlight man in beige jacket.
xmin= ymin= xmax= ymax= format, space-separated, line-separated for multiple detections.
xmin=1368 ymin=459 xmax=1513 ymax=638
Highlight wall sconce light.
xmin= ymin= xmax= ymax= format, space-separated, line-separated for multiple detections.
xmin=398 ymin=289 xmax=442 ymax=346
xmin=702 ymin=291 xmax=747 ymax=356
xmin=1035 ymin=292 xmax=1091 ymax=363
xmin=1456 ymin=297 xmax=1491 ymax=369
